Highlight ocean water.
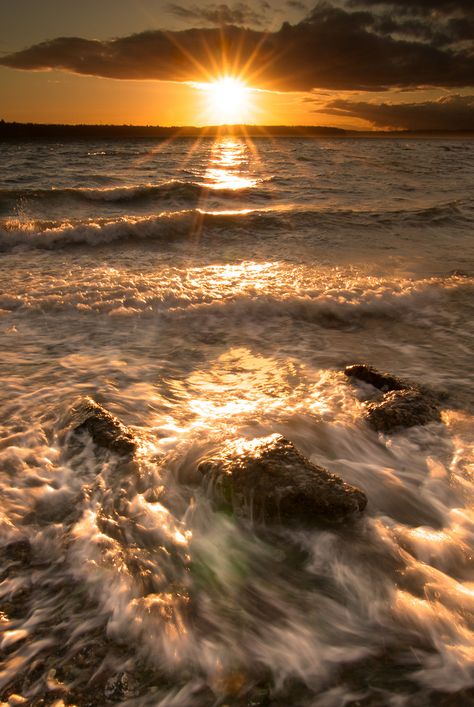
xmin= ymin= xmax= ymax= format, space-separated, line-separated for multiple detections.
xmin=0 ymin=136 xmax=473 ymax=706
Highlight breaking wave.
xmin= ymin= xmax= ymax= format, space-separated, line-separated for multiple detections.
xmin=0 ymin=208 xmax=284 ymax=250
xmin=1 ymin=259 xmax=471 ymax=331
xmin=1 ymin=198 xmax=472 ymax=251
xmin=0 ymin=179 xmax=272 ymax=208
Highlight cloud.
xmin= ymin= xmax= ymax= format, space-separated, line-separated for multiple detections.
xmin=1 ymin=3 xmax=473 ymax=92
xmin=322 ymin=94 xmax=474 ymax=129
xmin=166 ymin=2 xmax=269 ymax=27
xmin=348 ymin=1 xmax=474 ymax=15
xmin=348 ymin=0 xmax=474 ymax=46
xmin=286 ymin=0 xmax=308 ymax=9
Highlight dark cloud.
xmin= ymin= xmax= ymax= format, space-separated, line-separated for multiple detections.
xmin=447 ymin=16 xmax=474 ymax=42
xmin=167 ymin=2 xmax=269 ymax=27
xmin=286 ymin=0 xmax=308 ymax=10
xmin=348 ymin=1 xmax=474 ymax=15
xmin=348 ymin=0 xmax=474 ymax=46
xmin=1 ymin=3 xmax=473 ymax=91
xmin=372 ymin=15 xmax=449 ymax=44
xmin=323 ymin=94 xmax=474 ymax=129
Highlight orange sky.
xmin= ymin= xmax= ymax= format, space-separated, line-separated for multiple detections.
xmin=1 ymin=68 xmax=378 ymax=129
xmin=1 ymin=1 xmax=473 ymax=130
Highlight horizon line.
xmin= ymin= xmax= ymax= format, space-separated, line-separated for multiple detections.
xmin=1 ymin=121 xmax=473 ymax=137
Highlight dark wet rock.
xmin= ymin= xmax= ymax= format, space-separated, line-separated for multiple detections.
xmin=198 ymin=434 xmax=367 ymax=525
xmin=1 ymin=587 xmax=33 ymax=620
xmin=365 ymin=388 xmax=442 ymax=433
xmin=344 ymin=364 xmax=407 ymax=392
xmin=448 ymin=269 xmax=471 ymax=277
xmin=345 ymin=363 xmax=442 ymax=432
xmin=67 ymin=397 xmax=136 ymax=456
xmin=3 ymin=539 xmax=32 ymax=564
xmin=104 ymin=672 xmax=140 ymax=701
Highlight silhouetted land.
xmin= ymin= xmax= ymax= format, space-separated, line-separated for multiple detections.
xmin=1 ymin=121 xmax=473 ymax=140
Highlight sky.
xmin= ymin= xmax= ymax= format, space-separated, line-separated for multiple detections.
xmin=0 ymin=0 xmax=473 ymax=129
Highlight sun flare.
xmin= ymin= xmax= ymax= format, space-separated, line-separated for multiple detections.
xmin=199 ymin=77 xmax=252 ymax=124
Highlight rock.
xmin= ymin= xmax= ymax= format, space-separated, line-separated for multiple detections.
xmin=198 ymin=434 xmax=367 ymax=525
xmin=344 ymin=363 xmax=442 ymax=433
xmin=2 ymin=539 xmax=32 ymax=565
xmin=365 ymin=389 xmax=442 ymax=433
xmin=67 ymin=397 xmax=136 ymax=456
xmin=344 ymin=364 xmax=407 ymax=392
xmin=104 ymin=672 xmax=140 ymax=701
xmin=448 ymin=269 xmax=471 ymax=277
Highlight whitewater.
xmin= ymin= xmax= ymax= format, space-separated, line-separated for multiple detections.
xmin=0 ymin=136 xmax=473 ymax=706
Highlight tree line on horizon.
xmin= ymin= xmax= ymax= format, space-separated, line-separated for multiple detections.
xmin=0 ymin=120 xmax=472 ymax=139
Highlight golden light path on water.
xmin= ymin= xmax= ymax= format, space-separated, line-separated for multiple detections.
xmin=203 ymin=138 xmax=259 ymax=191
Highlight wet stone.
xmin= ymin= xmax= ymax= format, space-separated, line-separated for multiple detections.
xmin=366 ymin=388 xmax=442 ymax=433
xmin=448 ymin=269 xmax=471 ymax=277
xmin=1 ymin=588 xmax=33 ymax=620
xmin=104 ymin=672 xmax=140 ymax=701
xmin=344 ymin=364 xmax=407 ymax=392
xmin=345 ymin=363 xmax=442 ymax=433
xmin=66 ymin=397 xmax=136 ymax=457
xmin=2 ymin=539 xmax=32 ymax=565
xmin=198 ymin=434 xmax=367 ymax=526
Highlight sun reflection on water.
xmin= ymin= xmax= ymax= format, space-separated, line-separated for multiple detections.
xmin=186 ymin=347 xmax=289 ymax=423
xmin=203 ymin=138 xmax=259 ymax=191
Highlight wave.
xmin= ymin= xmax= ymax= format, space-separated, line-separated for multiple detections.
xmin=159 ymin=278 xmax=474 ymax=339
xmin=1 ymin=196 xmax=473 ymax=251
xmin=1 ymin=180 xmax=471 ymax=228
xmin=2 ymin=257 xmax=471 ymax=336
xmin=0 ymin=208 xmax=288 ymax=250
xmin=0 ymin=179 xmax=271 ymax=208
xmin=306 ymin=200 xmax=474 ymax=228
xmin=374 ymin=200 xmax=473 ymax=226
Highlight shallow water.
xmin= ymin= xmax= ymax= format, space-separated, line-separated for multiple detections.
xmin=0 ymin=137 xmax=473 ymax=706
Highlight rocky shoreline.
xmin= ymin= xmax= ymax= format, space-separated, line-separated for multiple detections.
xmin=0 ymin=364 xmax=450 ymax=706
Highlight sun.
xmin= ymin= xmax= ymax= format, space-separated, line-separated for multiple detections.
xmin=199 ymin=77 xmax=252 ymax=124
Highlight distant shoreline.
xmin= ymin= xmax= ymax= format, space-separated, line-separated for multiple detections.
xmin=1 ymin=121 xmax=473 ymax=140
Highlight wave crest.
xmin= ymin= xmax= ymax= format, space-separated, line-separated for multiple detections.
xmin=0 ymin=179 xmax=271 ymax=207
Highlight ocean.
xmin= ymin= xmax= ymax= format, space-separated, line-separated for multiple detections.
xmin=0 ymin=136 xmax=473 ymax=706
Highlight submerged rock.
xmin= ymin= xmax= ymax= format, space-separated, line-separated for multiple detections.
xmin=198 ymin=434 xmax=367 ymax=525
xmin=67 ymin=397 xmax=136 ymax=456
xmin=366 ymin=389 xmax=442 ymax=432
xmin=345 ymin=363 xmax=442 ymax=432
